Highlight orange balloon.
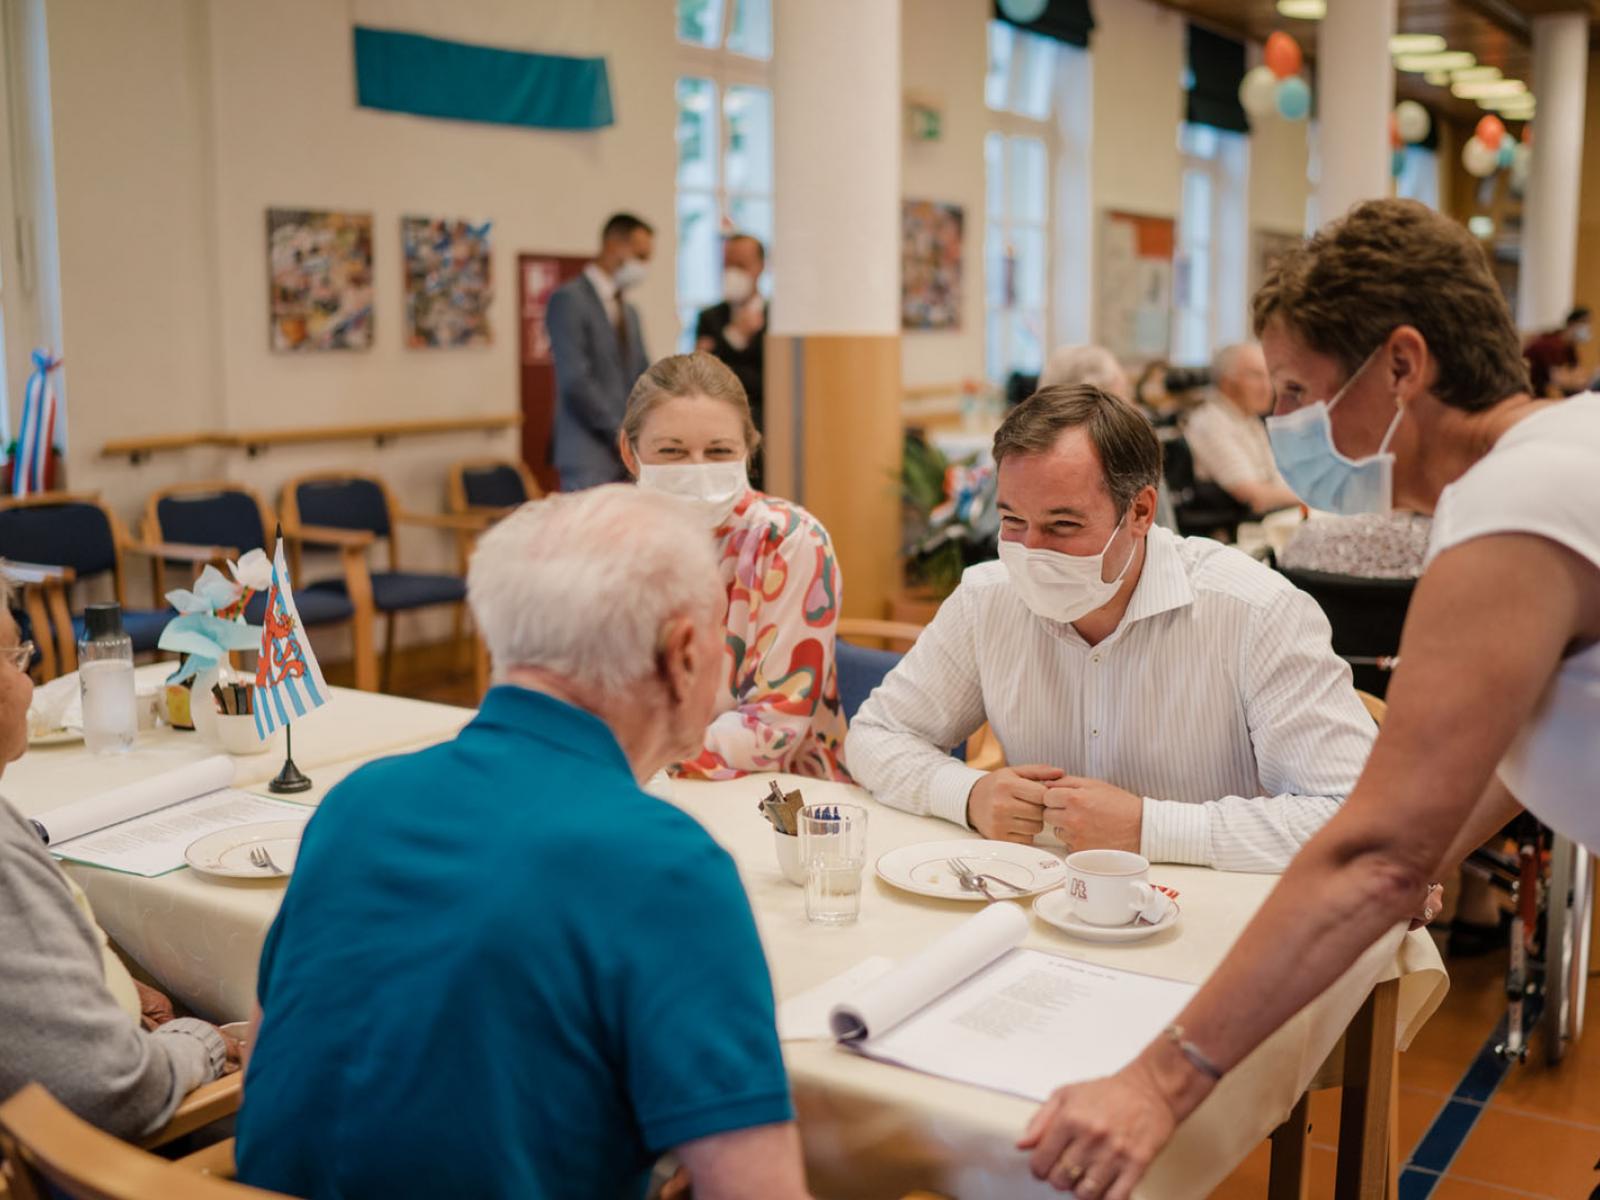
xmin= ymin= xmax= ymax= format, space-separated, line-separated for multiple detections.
xmin=1388 ymin=112 xmax=1404 ymax=150
xmin=1264 ymin=31 xmax=1303 ymax=80
xmin=1476 ymin=114 xmax=1505 ymax=150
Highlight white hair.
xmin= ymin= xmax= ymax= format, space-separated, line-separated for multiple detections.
xmin=1210 ymin=342 xmax=1251 ymax=386
xmin=1039 ymin=344 xmax=1127 ymax=399
xmin=467 ymin=484 xmax=722 ymax=693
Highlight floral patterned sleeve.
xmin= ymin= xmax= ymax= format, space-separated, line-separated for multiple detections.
xmin=674 ymin=498 xmax=850 ymax=782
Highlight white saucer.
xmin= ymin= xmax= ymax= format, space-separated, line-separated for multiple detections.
xmin=185 ymin=821 xmax=306 ymax=880
xmin=1033 ymin=889 xmax=1181 ymax=942
xmin=28 ymin=727 xmax=82 ymax=747
xmin=875 ymin=839 xmax=1068 ymax=901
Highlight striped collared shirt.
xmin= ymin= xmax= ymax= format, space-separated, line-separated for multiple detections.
xmin=845 ymin=528 xmax=1376 ymax=872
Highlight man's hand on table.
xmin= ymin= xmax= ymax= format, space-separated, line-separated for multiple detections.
xmin=1041 ymin=777 xmax=1142 ymax=854
xmin=966 ymin=765 xmax=1065 ymax=842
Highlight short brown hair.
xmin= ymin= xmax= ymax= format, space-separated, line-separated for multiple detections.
xmin=1252 ymin=198 xmax=1528 ymax=411
xmin=622 ymin=352 xmax=762 ymax=453
xmin=993 ymin=384 xmax=1162 ymax=514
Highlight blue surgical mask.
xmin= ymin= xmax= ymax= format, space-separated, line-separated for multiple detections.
xmin=1265 ymin=346 xmax=1405 ymax=515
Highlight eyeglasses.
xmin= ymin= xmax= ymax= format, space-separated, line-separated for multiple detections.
xmin=0 ymin=642 xmax=36 ymax=673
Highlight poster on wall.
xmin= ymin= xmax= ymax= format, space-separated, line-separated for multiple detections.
xmin=1250 ymin=228 xmax=1304 ymax=302
xmin=266 ymin=209 xmax=374 ymax=352
xmin=1098 ymin=211 xmax=1175 ymax=362
xmin=402 ymin=216 xmax=494 ymax=347
xmin=901 ymin=199 xmax=964 ymax=331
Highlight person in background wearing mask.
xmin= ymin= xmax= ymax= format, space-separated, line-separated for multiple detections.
xmin=620 ymin=353 xmax=848 ymax=781
xmin=695 ymin=234 xmax=768 ymax=477
xmin=547 ymin=212 xmax=655 ymax=490
xmin=1182 ymin=342 xmax=1303 ymax=515
xmin=846 ymin=384 xmax=1376 ymax=873
xmin=1523 ymin=304 xmax=1590 ymax=397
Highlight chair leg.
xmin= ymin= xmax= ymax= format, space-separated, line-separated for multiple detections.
xmin=46 ymin=580 xmax=77 ymax=674
xmin=1335 ymin=979 xmax=1400 ymax=1200
xmin=1269 ymin=1092 xmax=1311 ymax=1200
xmin=452 ymin=600 xmax=467 ymax=674
xmin=1387 ymin=1052 xmax=1401 ymax=1200
xmin=382 ymin=612 xmax=398 ymax=692
xmin=22 ymin=585 xmax=56 ymax=682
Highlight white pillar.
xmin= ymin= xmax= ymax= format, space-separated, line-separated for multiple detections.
xmin=1315 ymin=0 xmax=1397 ymax=224
xmin=770 ymin=0 xmax=900 ymax=338
xmin=1518 ymin=12 xmax=1588 ymax=331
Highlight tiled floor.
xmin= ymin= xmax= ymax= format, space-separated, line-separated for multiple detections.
xmin=381 ymin=662 xmax=1600 ymax=1199
xmin=1213 ymin=942 xmax=1600 ymax=1199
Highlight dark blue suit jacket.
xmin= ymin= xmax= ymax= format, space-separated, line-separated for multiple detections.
xmin=546 ymin=273 xmax=649 ymax=491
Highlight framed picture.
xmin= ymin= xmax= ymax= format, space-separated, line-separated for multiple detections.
xmin=1098 ymin=210 xmax=1175 ymax=361
xmin=902 ymin=199 xmax=964 ymax=331
xmin=402 ymin=216 xmax=494 ymax=348
xmin=266 ymin=209 xmax=374 ymax=352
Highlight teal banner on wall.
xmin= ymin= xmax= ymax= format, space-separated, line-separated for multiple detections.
xmin=353 ymin=26 xmax=614 ymax=131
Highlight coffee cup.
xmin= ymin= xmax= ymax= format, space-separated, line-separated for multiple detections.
xmin=1064 ymin=849 xmax=1171 ymax=927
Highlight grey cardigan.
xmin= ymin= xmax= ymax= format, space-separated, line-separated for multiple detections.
xmin=0 ymin=797 xmax=225 ymax=1138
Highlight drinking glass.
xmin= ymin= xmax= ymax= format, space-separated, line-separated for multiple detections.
xmin=798 ymin=803 xmax=868 ymax=925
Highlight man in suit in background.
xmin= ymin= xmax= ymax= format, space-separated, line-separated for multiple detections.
xmin=547 ymin=213 xmax=654 ymax=490
xmin=696 ymin=234 xmax=767 ymax=484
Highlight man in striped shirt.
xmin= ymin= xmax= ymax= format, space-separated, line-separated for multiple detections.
xmin=847 ymin=385 xmax=1374 ymax=873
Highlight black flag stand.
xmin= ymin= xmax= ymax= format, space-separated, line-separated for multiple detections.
xmin=265 ymin=521 xmax=312 ymax=794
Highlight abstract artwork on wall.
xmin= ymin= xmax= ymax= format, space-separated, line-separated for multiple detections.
xmin=402 ymin=216 xmax=494 ymax=348
xmin=267 ymin=209 xmax=374 ymax=352
xmin=901 ymin=199 xmax=964 ymax=331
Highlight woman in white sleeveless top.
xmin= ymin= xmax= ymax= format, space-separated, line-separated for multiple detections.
xmin=1019 ymin=199 xmax=1600 ymax=1197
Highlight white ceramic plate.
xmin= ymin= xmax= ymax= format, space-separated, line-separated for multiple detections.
xmin=1033 ymin=889 xmax=1181 ymax=943
xmin=875 ymin=839 xmax=1068 ymax=901
xmin=28 ymin=727 xmax=82 ymax=747
xmin=184 ymin=821 xmax=306 ymax=880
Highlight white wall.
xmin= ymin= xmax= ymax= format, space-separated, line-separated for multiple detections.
xmin=39 ymin=0 xmax=677 ymax=646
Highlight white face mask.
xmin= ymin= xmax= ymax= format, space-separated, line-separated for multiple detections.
xmin=997 ymin=512 xmax=1134 ymax=624
xmin=637 ymin=460 xmax=749 ymax=528
xmin=613 ymin=258 xmax=648 ymax=292
xmin=723 ymin=267 xmax=756 ymax=305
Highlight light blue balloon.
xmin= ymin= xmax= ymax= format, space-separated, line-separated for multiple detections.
xmin=1276 ymin=76 xmax=1312 ymax=121
xmin=1497 ymin=139 xmax=1516 ymax=169
xmin=998 ymin=0 xmax=1049 ymax=21
xmin=1392 ymin=149 xmax=1406 ymax=178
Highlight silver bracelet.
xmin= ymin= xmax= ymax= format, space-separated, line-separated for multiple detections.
xmin=1164 ymin=1023 xmax=1223 ymax=1082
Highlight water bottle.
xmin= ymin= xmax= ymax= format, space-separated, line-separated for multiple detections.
xmin=79 ymin=603 xmax=136 ymax=755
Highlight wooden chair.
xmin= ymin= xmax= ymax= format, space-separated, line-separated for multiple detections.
xmin=280 ymin=472 xmax=484 ymax=692
xmin=0 ymin=1084 xmax=281 ymax=1200
xmin=0 ymin=492 xmax=228 ymax=657
xmin=445 ymin=456 xmax=542 ymax=580
xmin=142 ymin=480 xmax=378 ymax=691
xmin=1 ymin=560 xmax=77 ymax=681
xmin=836 ymin=618 xmax=1002 ymax=771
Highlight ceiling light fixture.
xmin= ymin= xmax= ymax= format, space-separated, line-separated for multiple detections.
xmin=1452 ymin=78 xmax=1528 ymax=99
xmin=1395 ymin=50 xmax=1476 ymax=72
xmin=1424 ymin=70 xmax=1451 ymax=85
xmin=1389 ymin=34 xmax=1446 ymax=54
xmin=1276 ymin=0 xmax=1327 ymax=18
xmin=1450 ymin=65 xmax=1503 ymax=82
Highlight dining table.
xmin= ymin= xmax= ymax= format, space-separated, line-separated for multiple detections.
xmin=6 ymin=680 xmax=1448 ymax=1199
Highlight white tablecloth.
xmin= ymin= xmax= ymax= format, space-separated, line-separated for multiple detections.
xmin=669 ymin=773 xmax=1448 ymax=1200
xmin=5 ymin=677 xmax=470 ymax=1020
xmin=7 ymin=694 xmax=1447 ymax=1198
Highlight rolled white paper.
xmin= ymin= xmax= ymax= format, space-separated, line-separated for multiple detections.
xmin=829 ymin=901 xmax=1029 ymax=1042
xmin=34 ymin=755 xmax=236 ymax=845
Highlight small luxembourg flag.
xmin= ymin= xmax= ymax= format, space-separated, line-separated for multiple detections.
xmin=13 ymin=349 xmax=61 ymax=497
xmin=253 ymin=535 xmax=329 ymax=739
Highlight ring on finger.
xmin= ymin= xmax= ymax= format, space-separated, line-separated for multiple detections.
xmin=1066 ymin=1164 xmax=1085 ymax=1183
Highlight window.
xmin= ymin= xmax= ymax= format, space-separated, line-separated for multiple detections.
xmin=1171 ymin=122 xmax=1248 ymax=366
xmin=674 ymin=0 xmax=772 ymax=349
xmin=1396 ymin=146 xmax=1440 ymax=210
xmin=985 ymin=21 xmax=1088 ymax=383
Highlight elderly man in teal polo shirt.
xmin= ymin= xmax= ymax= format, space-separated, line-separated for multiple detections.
xmin=237 ymin=486 xmax=809 ymax=1200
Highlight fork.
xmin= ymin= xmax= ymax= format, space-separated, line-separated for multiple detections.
xmin=948 ymin=856 xmax=1028 ymax=895
xmin=249 ymin=846 xmax=284 ymax=875
xmin=946 ymin=858 xmax=996 ymax=901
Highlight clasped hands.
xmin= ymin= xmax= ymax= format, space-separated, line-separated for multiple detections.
xmin=965 ymin=764 xmax=1142 ymax=851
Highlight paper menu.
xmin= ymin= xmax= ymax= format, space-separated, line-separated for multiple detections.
xmin=37 ymin=755 xmax=313 ymax=877
xmin=789 ymin=904 xmax=1197 ymax=1102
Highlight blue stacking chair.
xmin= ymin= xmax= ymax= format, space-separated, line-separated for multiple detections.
xmin=143 ymin=480 xmax=370 ymax=687
xmin=0 ymin=491 xmax=227 ymax=657
xmin=281 ymin=471 xmax=482 ymax=692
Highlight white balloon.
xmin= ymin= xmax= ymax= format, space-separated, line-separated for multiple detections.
xmin=1462 ymin=136 xmax=1498 ymax=178
xmin=1239 ymin=65 xmax=1280 ymax=120
xmin=1394 ymin=100 xmax=1431 ymax=144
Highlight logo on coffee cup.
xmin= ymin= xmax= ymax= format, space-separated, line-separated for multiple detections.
xmin=1069 ymin=879 xmax=1088 ymax=900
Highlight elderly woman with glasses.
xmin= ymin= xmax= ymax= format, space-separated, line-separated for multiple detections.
xmin=1017 ymin=199 xmax=1600 ymax=1197
xmin=0 ymin=594 xmax=237 ymax=1137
